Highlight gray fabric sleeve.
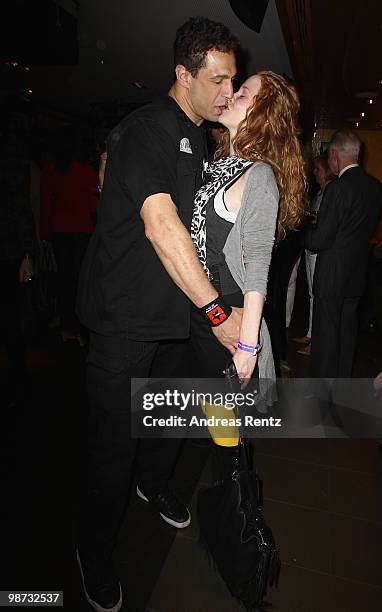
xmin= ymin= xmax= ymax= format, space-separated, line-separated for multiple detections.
xmin=241 ymin=163 xmax=279 ymax=296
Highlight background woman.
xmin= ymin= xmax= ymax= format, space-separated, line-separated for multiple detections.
xmin=293 ymin=154 xmax=334 ymax=355
xmin=40 ymin=133 xmax=99 ymax=343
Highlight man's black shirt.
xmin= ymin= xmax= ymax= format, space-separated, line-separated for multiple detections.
xmin=77 ymin=96 xmax=207 ymax=340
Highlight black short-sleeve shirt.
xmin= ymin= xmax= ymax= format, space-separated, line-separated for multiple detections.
xmin=77 ymin=96 xmax=207 ymax=340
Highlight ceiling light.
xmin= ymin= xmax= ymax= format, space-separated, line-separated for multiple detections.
xmin=361 ymin=112 xmax=365 ymax=117
xmin=355 ymin=122 xmax=359 ymax=127
xmin=369 ymin=99 xmax=373 ymax=104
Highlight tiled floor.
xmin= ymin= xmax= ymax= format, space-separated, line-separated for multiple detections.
xmin=143 ymin=266 xmax=382 ymax=612
xmin=1 ymin=263 xmax=382 ymax=611
xmin=146 ymin=440 xmax=382 ymax=612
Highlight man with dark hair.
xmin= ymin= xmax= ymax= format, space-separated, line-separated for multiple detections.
xmin=174 ymin=16 xmax=239 ymax=75
xmin=76 ymin=16 xmax=240 ymax=612
xmin=306 ymin=129 xmax=382 ymax=378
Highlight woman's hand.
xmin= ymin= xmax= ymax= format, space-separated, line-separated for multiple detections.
xmin=233 ymin=292 xmax=264 ymax=388
xmin=232 ymin=348 xmax=258 ymax=389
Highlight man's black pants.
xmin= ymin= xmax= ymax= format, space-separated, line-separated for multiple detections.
xmin=78 ymin=332 xmax=186 ymax=569
xmin=311 ymin=295 xmax=360 ymax=378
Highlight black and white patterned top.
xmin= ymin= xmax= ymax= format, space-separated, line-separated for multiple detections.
xmin=191 ymin=155 xmax=253 ymax=279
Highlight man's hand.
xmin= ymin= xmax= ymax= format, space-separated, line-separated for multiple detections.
xmin=19 ymin=256 xmax=33 ymax=283
xmin=212 ymin=306 xmax=242 ymax=354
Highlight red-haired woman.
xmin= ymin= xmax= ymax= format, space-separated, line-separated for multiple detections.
xmin=191 ymin=71 xmax=306 ymax=460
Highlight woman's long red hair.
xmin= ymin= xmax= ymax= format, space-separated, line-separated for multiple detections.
xmin=215 ymin=70 xmax=307 ymax=240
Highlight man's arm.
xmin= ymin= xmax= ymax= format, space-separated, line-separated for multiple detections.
xmin=141 ymin=193 xmax=241 ymax=354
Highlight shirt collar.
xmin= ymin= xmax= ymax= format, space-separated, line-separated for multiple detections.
xmin=338 ymin=164 xmax=359 ymax=178
xmin=156 ymin=95 xmax=200 ymax=130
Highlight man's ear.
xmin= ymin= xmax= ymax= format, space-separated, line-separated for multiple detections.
xmin=175 ymin=64 xmax=192 ymax=89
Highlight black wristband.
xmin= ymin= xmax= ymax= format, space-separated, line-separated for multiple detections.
xmin=199 ymin=296 xmax=232 ymax=327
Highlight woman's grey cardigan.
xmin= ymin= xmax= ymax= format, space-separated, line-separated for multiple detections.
xmin=223 ymin=161 xmax=279 ymax=400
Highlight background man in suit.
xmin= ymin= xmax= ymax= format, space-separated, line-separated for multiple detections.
xmin=306 ymin=129 xmax=382 ymax=378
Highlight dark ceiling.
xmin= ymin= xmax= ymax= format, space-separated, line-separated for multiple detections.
xmin=2 ymin=0 xmax=381 ymax=134
xmin=276 ymin=0 xmax=382 ymax=131
xmin=1 ymin=0 xmax=292 ymax=117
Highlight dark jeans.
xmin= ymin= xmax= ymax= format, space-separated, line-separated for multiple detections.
xmin=189 ymin=274 xmax=243 ymax=377
xmin=0 ymin=259 xmax=26 ymax=382
xmin=78 ymin=332 xmax=187 ymax=568
xmin=190 ymin=287 xmax=250 ymax=481
xmin=190 ymin=305 xmax=236 ymax=377
xmin=264 ymin=234 xmax=302 ymax=374
xmin=52 ymin=232 xmax=91 ymax=331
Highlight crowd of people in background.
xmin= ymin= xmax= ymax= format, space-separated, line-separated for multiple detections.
xmin=0 ymin=127 xmax=102 ymax=402
xmin=1 ymin=112 xmax=382 ymax=398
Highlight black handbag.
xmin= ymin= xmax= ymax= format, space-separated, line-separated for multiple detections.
xmin=197 ymin=362 xmax=281 ymax=611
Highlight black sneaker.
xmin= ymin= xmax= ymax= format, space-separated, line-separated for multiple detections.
xmin=136 ymin=485 xmax=191 ymax=528
xmin=76 ymin=549 xmax=122 ymax=612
